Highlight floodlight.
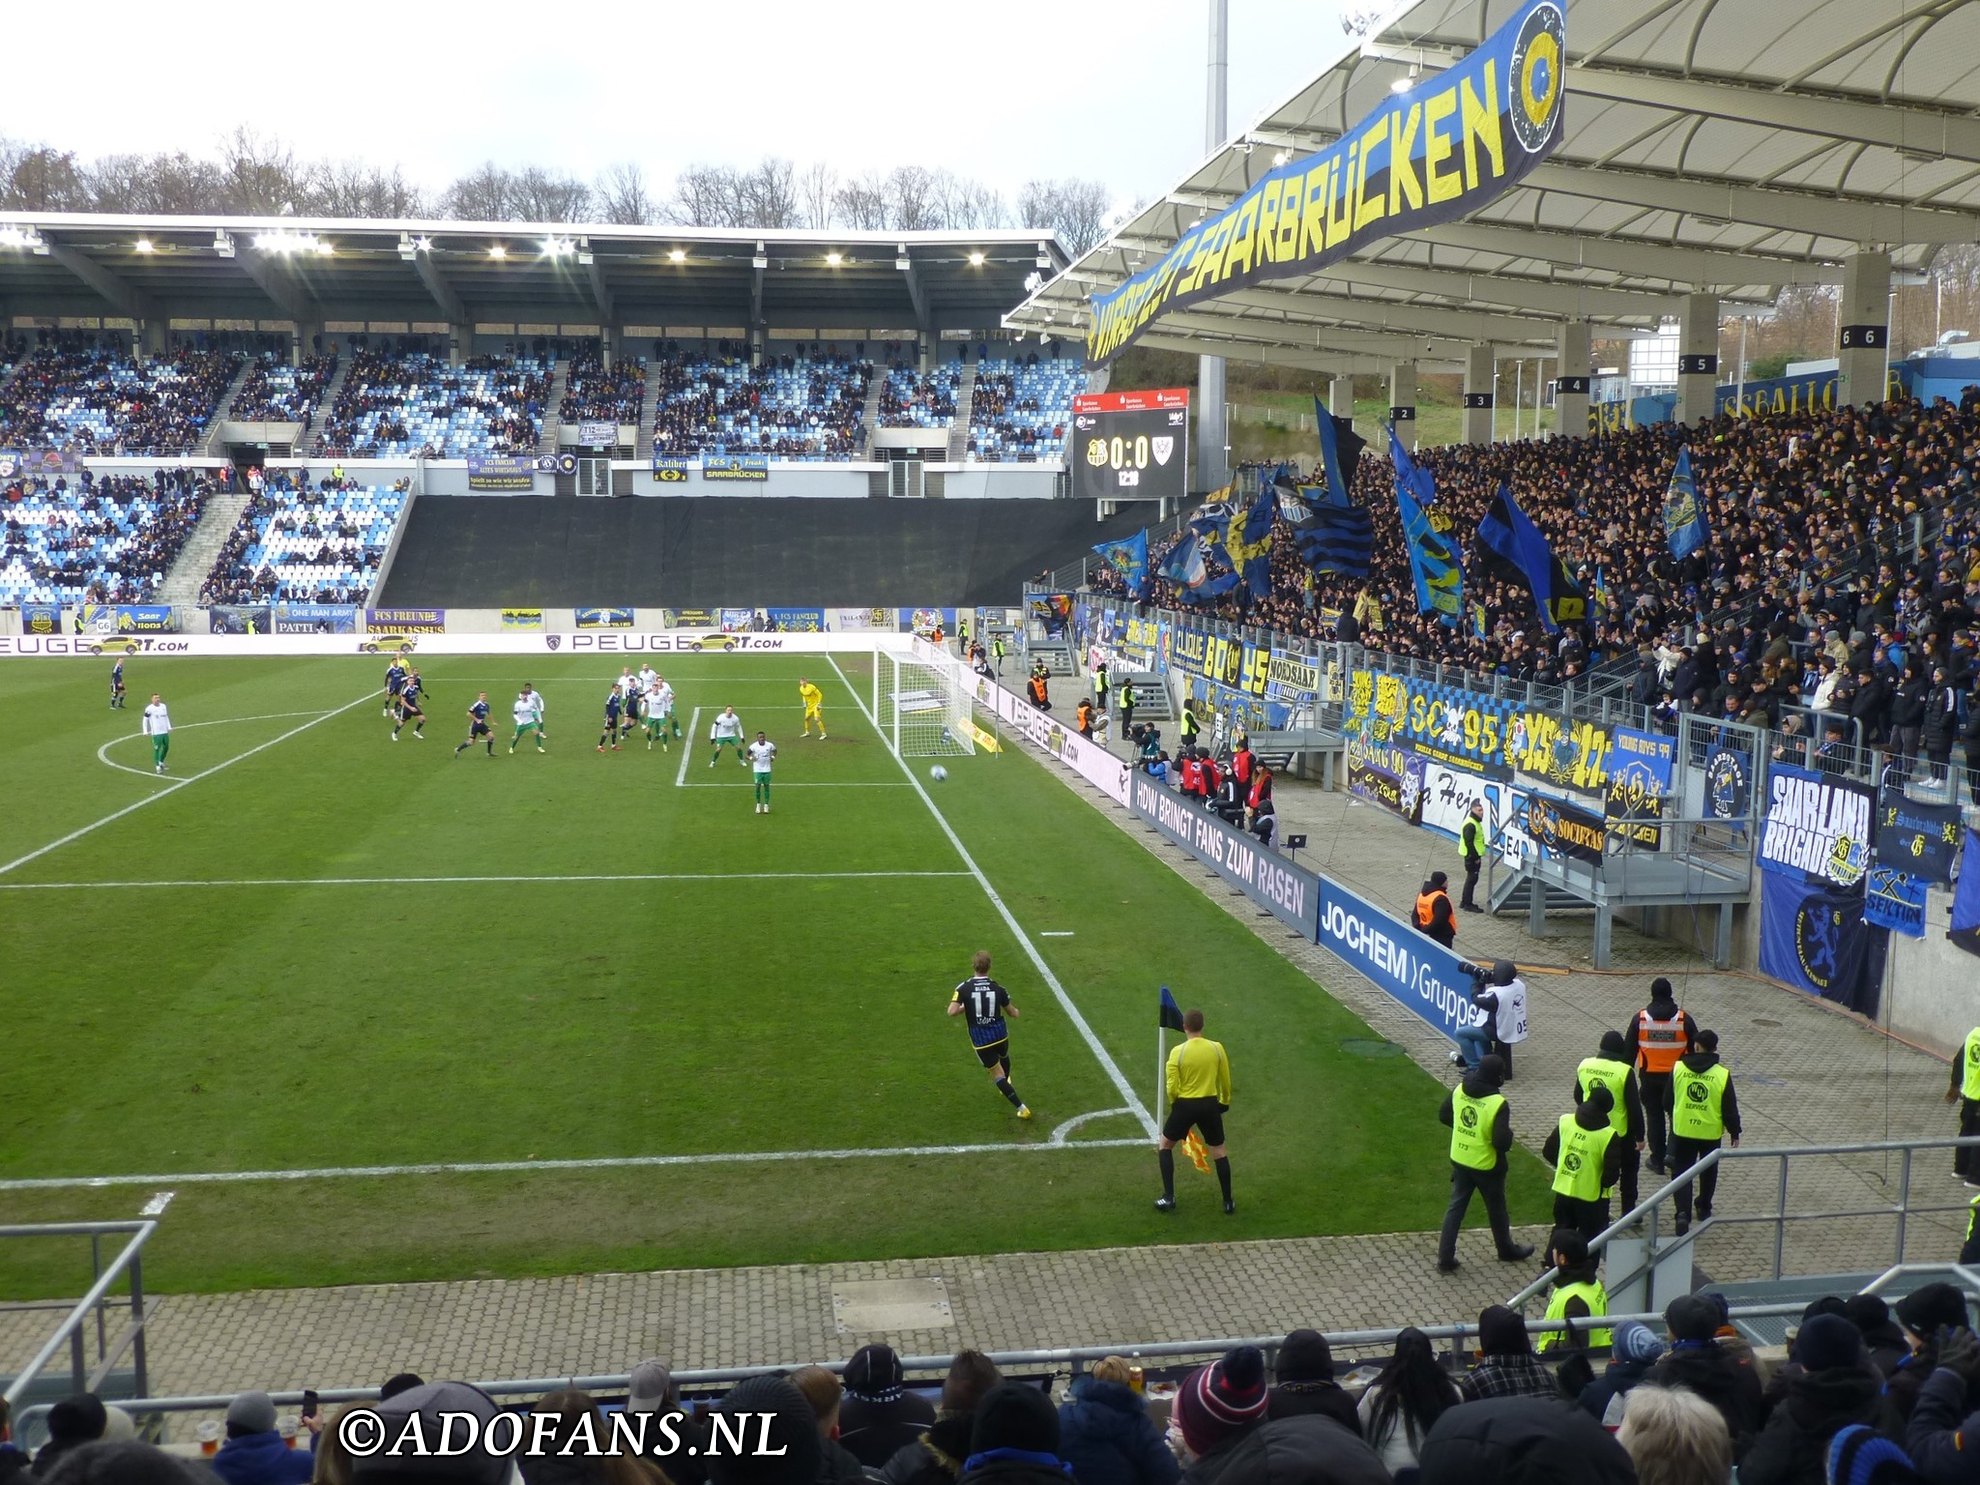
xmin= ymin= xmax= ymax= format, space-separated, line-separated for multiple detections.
xmin=1035 ymin=243 xmax=1051 ymax=268
xmin=489 ymin=244 xmax=508 ymax=260
xmin=968 ymin=250 xmax=985 ymax=267
xmin=669 ymin=248 xmax=687 ymax=264
xmin=134 ymin=238 xmax=154 ymax=254
xmin=826 ymin=251 xmax=843 ymax=266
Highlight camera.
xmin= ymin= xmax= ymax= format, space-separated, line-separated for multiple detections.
xmin=1459 ymin=960 xmax=1490 ymax=990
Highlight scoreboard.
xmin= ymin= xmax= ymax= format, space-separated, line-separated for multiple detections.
xmin=1071 ymin=388 xmax=1189 ymax=501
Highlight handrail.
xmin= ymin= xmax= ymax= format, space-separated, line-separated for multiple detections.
xmin=0 ymin=1220 xmax=156 ymax=1409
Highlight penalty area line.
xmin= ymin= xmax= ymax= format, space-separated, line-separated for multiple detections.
xmin=2 ymin=692 xmax=379 ymax=880
xmin=674 ymin=706 xmax=703 ymax=788
xmin=0 ymin=1128 xmax=1152 ymax=1191
xmin=828 ymin=655 xmax=1160 ymax=1140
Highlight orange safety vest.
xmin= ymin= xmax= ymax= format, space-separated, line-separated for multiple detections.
xmin=1636 ymin=1009 xmax=1688 ymax=1075
xmin=1076 ymin=702 xmax=1093 ymax=730
xmin=1415 ymin=890 xmax=1452 ymax=934
xmin=1029 ymin=677 xmax=1048 ymax=704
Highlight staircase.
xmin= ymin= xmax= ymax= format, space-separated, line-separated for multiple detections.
xmin=858 ymin=372 xmax=885 ymax=459
xmin=0 ymin=349 xmax=32 ymax=400
xmin=200 ymin=359 xmax=258 ymax=455
xmin=158 ymin=490 xmax=251 ymax=606
xmin=536 ymin=358 xmax=570 ymax=454
xmin=638 ymin=363 xmax=665 ymax=461
xmin=948 ymin=365 xmax=978 ymax=461
xmin=297 ymin=356 xmax=356 ymax=457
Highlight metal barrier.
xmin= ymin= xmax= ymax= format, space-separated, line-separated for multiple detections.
xmin=1 ymin=1220 xmax=156 ymax=1408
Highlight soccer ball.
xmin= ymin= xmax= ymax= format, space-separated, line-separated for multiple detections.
xmin=930 ymin=765 xmax=949 ymax=782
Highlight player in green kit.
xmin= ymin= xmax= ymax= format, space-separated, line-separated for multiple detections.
xmin=747 ymin=731 xmax=777 ymax=813
xmin=708 ymin=705 xmax=747 ymax=767
xmin=509 ymin=685 xmax=547 ymax=753
xmin=645 ymin=674 xmax=676 ymax=750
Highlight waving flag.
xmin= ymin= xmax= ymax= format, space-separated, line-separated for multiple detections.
xmin=1092 ymin=530 xmax=1150 ymax=597
xmin=1224 ymin=489 xmax=1277 ymax=600
xmin=1663 ymin=448 xmax=1710 ymax=561
xmin=1391 ymin=427 xmax=1462 ymax=625
xmin=1475 ymin=482 xmax=1585 ymax=632
xmin=1279 ymin=478 xmax=1373 ymax=576
xmin=1160 ymin=532 xmax=1207 ymax=589
xmin=1314 ymin=400 xmax=1368 ymax=500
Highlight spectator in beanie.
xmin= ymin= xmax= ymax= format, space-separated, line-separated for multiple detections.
xmin=1356 ymin=1328 xmax=1462 ymax=1475
xmin=1264 ymin=1330 xmax=1360 ymax=1436
xmin=1889 ymin=1284 xmax=1973 ymax=1423
xmin=1617 ymin=1385 xmax=1733 ymax=1485
xmin=958 ymin=1384 xmax=1073 ymax=1485
xmin=705 ymin=1378 xmax=822 ymax=1485
xmin=1202 ymin=1410 xmax=1390 ymax=1485
xmin=349 ymin=1380 xmax=516 ymax=1484
xmin=841 ymin=1345 xmax=935 ymax=1468
xmin=521 ymin=1391 xmax=666 ymax=1485
xmin=1458 ymin=1308 xmax=1559 ymax=1402
xmin=1741 ymin=1316 xmax=1898 ymax=1485
xmin=1826 ymin=1425 xmax=1925 ymax=1485
xmin=1848 ymin=1295 xmax=1914 ymax=1380
xmin=881 ymin=1352 xmax=1002 ymax=1485
xmin=211 ymin=1390 xmax=313 ymax=1485
xmin=1175 ymin=1346 xmax=1272 ymax=1485
xmin=36 ymin=1441 xmax=219 ymax=1484
xmin=1417 ymin=1396 xmax=1636 ymax=1484
xmin=1905 ymin=1326 xmax=1980 ymax=1482
xmin=1579 ymin=1321 xmax=1668 ymax=1429
xmin=31 ymin=1396 xmax=106 ymax=1478
xmin=1056 ymin=1356 xmax=1178 ymax=1485
xmin=1645 ymin=1295 xmax=1764 ymax=1459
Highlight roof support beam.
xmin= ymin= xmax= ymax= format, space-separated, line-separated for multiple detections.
xmin=1410 ymin=221 xmax=1841 ymax=288
xmin=234 ymin=252 xmax=316 ymax=322
xmin=583 ymin=258 xmax=616 ymax=323
xmin=900 ymin=251 xmax=930 ymax=334
xmin=41 ymin=239 xmax=153 ymax=320
xmin=413 ymin=254 xmax=466 ymax=324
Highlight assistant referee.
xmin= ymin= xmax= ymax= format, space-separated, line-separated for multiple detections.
xmin=1157 ymin=1008 xmax=1235 ymax=1215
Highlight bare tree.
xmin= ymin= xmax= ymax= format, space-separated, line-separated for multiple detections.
xmin=797 ymin=161 xmax=837 ymax=230
xmin=82 ymin=151 xmax=227 ymax=214
xmin=1017 ymin=177 xmax=1113 ymax=256
xmin=834 ymin=170 xmax=891 ymax=231
xmin=305 ymin=160 xmax=425 ymax=218
xmin=508 ymin=166 xmax=592 ymax=222
xmin=670 ymin=163 xmax=737 ymax=227
xmin=595 ymin=161 xmax=655 ymax=225
xmin=441 ymin=163 xmax=514 ymax=221
xmin=888 ymin=165 xmax=941 ymax=231
xmin=935 ymin=172 xmax=1006 ymax=230
xmin=738 ymin=157 xmax=801 ymax=230
xmin=218 ymin=126 xmax=305 ymax=215
xmin=1 ymin=143 xmax=92 ymax=212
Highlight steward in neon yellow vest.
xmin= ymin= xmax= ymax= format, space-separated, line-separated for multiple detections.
xmin=1436 ymin=1057 xmax=1534 ymax=1270
xmin=1949 ymin=1026 xmax=1980 ymax=1183
xmin=1543 ymin=1085 xmax=1624 ymax=1240
xmin=1665 ymin=1031 xmax=1740 ymax=1235
xmin=1540 ymin=1231 xmax=1611 ymax=1352
xmin=1577 ymin=1029 xmax=1646 ymax=1210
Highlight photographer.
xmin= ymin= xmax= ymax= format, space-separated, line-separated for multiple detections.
xmin=1454 ymin=960 xmax=1530 ymax=1080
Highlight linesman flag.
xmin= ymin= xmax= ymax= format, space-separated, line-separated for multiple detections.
xmin=1663 ymin=447 xmax=1710 ymax=561
xmin=1159 ymin=985 xmax=1186 ymax=1031
xmin=1475 ymin=482 xmax=1585 ymax=633
xmin=1183 ymin=1129 xmax=1213 ymax=1173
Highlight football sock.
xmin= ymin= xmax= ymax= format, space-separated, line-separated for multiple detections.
xmin=1158 ymin=1149 xmax=1176 ymax=1200
xmin=1215 ymin=1157 xmax=1233 ymax=1203
xmin=994 ymin=1076 xmax=1023 ymax=1108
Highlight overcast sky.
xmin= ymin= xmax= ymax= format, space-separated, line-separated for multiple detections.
xmin=6 ymin=0 xmax=1348 ymax=217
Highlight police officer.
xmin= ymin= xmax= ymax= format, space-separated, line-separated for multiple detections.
xmin=1435 ymin=1054 xmax=1535 ymax=1272
xmin=1459 ymin=800 xmax=1487 ymax=912
xmin=1543 ymin=1085 xmax=1624 ymax=1242
xmin=1667 ymin=1028 xmax=1740 ymax=1236
xmin=1577 ymin=1030 xmax=1646 ymax=1211
xmin=1944 ymin=1021 xmax=1980 ymax=1185
xmin=1629 ymin=977 xmax=1698 ymax=1175
xmin=1415 ymin=872 xmax=1458 ymax=948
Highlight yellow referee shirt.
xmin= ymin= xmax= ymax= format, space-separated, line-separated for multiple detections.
xmin=1166 ymin=1036 xmax=1232 ymax=1104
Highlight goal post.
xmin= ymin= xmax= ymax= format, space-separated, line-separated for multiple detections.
xmin=879 ymin=648 xmax=974 ymax=758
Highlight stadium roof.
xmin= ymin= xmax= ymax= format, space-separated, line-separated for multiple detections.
xmin=0 ymin=215 xmax=1066 ymax=333
xmin=1004 ymin=0 xmax=1980 ymax=372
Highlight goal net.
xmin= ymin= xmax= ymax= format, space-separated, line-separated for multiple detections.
xmin=879 ymin=649 xmax=974 ymax=758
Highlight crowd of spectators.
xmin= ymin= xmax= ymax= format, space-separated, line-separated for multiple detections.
xmin=967 ymin=359 xmax=1082 ymax=462
xmin=559 ymin=344 xmax=647 ymax=428
xmin=0 ymin=336 xmax=241 ymax=456
xmin=649 ymin=349 xmax=872 ymax=461
xmin=1092 ymin=391 xmax=1980 ymax=787
xmin=315 ymin=353 xmax=547 ymax=459
xmin=230 ymin=355 xmax=338 ymax=426
xmin=878 ymin=364 xmax=960 ymax=429
xmin=0 ymin=468 xmax=207 ymax=604
xmin=198 ymin=471 xmax=407 ymax=605
xmin=20 ymin=1293 xmax=1980 ymax=1484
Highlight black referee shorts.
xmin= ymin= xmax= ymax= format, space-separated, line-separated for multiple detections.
xmin=1163 ymin=1096 xmax=1225 ymax=1146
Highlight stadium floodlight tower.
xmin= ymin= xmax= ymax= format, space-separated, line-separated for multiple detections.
xmin=877 ymin=641 xmax=976 ymax=759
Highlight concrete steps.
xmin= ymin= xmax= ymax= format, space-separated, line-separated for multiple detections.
xmin=948 ymin=365 xmax=978 ymax=461
xmin=859 ymin=371 xmax=885 ymax=459
xmin=159 ymin=490 xmax=252 ymax=606
xmin=536 ymin=359 xmax=570 ymax=454
xmin=201 ymin=360 xmax=258 ymax=455
xmin=298 ymin=356 xmax=356 ymax=456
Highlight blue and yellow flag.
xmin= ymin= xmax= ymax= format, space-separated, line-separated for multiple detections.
xmin=1475 ymin=482 xmax=1585 ymax=633
xmin=1663 ymin=448 xmax=1710 ymax=561
xmin=1092 ymin=531 xmax=1150 ymax=597
xmin=1390 ymin=427 xmax=1462 ymax=626
xmin=1223 ymin=490 xmax=1277 ymax=600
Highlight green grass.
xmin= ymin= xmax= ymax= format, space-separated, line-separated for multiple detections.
xmin=0 ymin=652 xmax=1548 ymax=1297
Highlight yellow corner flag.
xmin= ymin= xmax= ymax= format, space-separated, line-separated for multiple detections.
xmin=1183 ymin=1130 xmax=1212 ymax=1174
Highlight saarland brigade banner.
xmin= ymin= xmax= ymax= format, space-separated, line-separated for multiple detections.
xmin=1758 ymin=763 xmax=1874 ymax=888
xmin=1083 ymin=0 xmax=1565 ymax=366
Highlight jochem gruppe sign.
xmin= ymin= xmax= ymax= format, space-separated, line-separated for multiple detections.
xmin=1083 ymin=0 xmax=1565 ymax=365
xmin=1317 ymin=878 xmax=1479 ymax=1041
xmin=1127 ymin=772 xmax=1319 ymax=938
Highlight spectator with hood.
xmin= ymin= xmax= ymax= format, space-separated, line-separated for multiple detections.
xmin=1645 ymin=1294 xmax=1764 ymax=1459
xmin=1741 ymin=1315 xmax=1899 ymax=1485
xmin=1458 ymin=1308 xmax=1560 ymax=1403
xmin=883 ymin=1353 xmax=1003 ymax=1485
xmin=1890 ymin=1285 xmax=1975 ymax=1423
xmin=957 ymin=1384 xmax=1076 ymax=1485
xmin=1417 ymin=1397 xmax=1637 ymax=1484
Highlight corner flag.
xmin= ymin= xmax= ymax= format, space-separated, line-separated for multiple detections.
xmin=1158 ymin=985 xmax=1185 ymax=1031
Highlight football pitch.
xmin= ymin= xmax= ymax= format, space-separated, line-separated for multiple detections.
xmin=0 ymin=650 xmax=1547 ymax=1297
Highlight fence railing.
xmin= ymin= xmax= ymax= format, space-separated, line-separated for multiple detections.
xmin=1 ymin=1220 xmax=156 ymax=1409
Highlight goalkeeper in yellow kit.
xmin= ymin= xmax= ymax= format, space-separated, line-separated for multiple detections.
xmin=798 ymin=677 xmax=827 ymax=739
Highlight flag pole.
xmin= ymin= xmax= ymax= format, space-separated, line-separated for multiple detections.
xmin=1157 ymin=1024 xmax=1168 ymax=1130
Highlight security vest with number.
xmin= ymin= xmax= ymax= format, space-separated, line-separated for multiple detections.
xmin=1543 ymin=1279 xmax=1613 ymax=1351
xmin=1577 ymin=1056 xmax=1633 ymax=1138
xmin=1449 ymin=1089 xmax=1505 ymax=1171
xmin=1963 ymin=1028 xmax=1980 ymax=1101
xmin=1671 ymin=1061 xmax=1730 ymax=1141
xmin=1637 ymin=1009 xmax=1688 ymax=1075
xmin=1552 ymin=1114 xmax=1616 ymax=1201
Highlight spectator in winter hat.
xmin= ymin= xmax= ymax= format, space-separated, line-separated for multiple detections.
xmin=1578 ymin=1322 xmax=1668 ymax=1429
xmin=1847 ymin=1295 xmax=1912 ymax=1379
xmin=1889 ymin=1284 xmax=1973 ymax=1422
xmin=1175 ymin=1346 xmax=1271 ymax=1476
xmin=36 ymin=1440 xmax=219 ymax=1484
xmin=33 ymin=1395 xmax=108 ymax=1478
xmin=704 ymin=1377 xmax=821 ymax=1485
xmin=1740 ymin=1316 xmax=1895 ymax=1485
xmin=1645 ymin=1296 xmax=1764 ymax=1459
xmin=211 ymin=1390 xmax=312 ymax=1485
xmin=1418 ymin=1396 xmax=1636 ymax=1484
xmin=1827 ymin=1424 xmax=1924 ymax=1484
xmin=958 ymin=1383 xmax=1071 ymax=1485
xmin=879 ymin=1351 xmax=1003 ymax=1485
xmin=347 ymin=1380 xmax=517 ymax=1485
xmin=841 ymin=1344 xmax=935 ymax=1468
xmin=1264 ymin=1331 xmax=1360 ymax=1436
xmin=1458 ymin=1309 xmax=1558 ymax=1403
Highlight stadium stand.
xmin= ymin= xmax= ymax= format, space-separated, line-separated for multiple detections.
xmin=649 ymin=348 xmax=871 ymax=460
xmin=199 ymin=476 xmax=409 ymax=604
xmin=878 ymin=363 xmax=960 ymax=428
xmin=228 ymin=354 xmax=338 ymax=425
xmin=558 ymin=343 xmax=646 ymax=427
xmin=314 ymin=351 xmax=549 ymax=458
xmin=0 ymin=469 xmax=207 ymax=604
xmin=0 ymin=339 xmax=242 ymax=455
xmin=966 ymin=358 xmax=1082 ymax=462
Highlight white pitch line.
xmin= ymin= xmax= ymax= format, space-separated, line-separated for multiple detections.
xmin=0 ymin=871 xmax=973 ymax=891
xmin=0 ymin=1131 xmax=1151 ymax=1191
xmin=1 ymin=692 xmax=379 ymax=879
xmin=678 ymin=781 xmax=911 ymax=789
xmin=95 ymin=710 xmax=333 ymax=779
xmin=674 ymin=706 xmax=703 ymax=788
xmin=829 ymin=655 xmax=1159 ymax=1140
